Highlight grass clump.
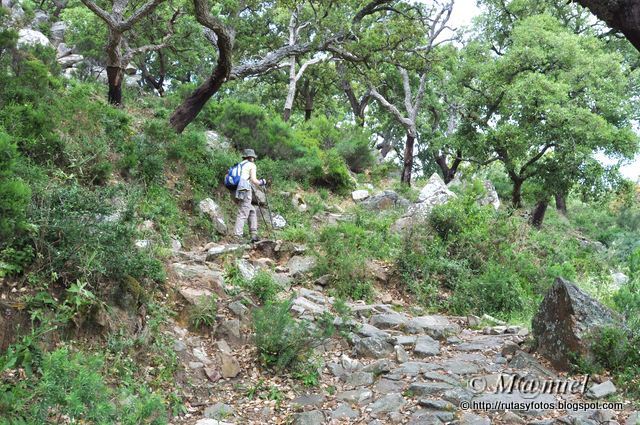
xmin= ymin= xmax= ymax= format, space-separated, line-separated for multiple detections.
xmin=252 ymin=298 xmax=334 ymax=376
xmin=189 ymin=295 xmax=218 ymax=330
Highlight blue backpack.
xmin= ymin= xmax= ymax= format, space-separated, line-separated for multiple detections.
xmin=224 ymin=161 xmax=245 ymax=190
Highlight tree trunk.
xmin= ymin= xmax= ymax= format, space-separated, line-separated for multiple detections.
xmin=283 ymin=108 xmax=292 ymax=122
xmin=574 ymin=0 xmax=640 ymax=53
xmin=401 ymin=133 xmax=415 ymax=185
xmin=303 ymin=79 xmax=314 ymax=121
xmin=434 ymin=150 xmax=462 ymax=184
xmin=555 ymin=192 xmax=567 ymax=215
xmin=169 ymin=2 xmax=233 ymax=134
xmin=169 ymin=73 xmax=226 ymax=133
xmin=530 ymin=200 xmax=549 ymax=228
xmin=511 ymin=177 xmax=523 ymax=208
xmin=106 ymin=66 xmax=123 ymax=105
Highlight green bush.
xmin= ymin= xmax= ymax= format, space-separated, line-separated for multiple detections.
xmin=242 ymin=271 xmax=281 ymax=304
xmin=315 ymin=211 xmax=400 ymax=300
xmin=189 ymin=295 xmax=218 ymax=330
xmin=252 ymin=298 xmax=334 ymax=374
xmin=0 ymin=347 xmax=168 ymax=424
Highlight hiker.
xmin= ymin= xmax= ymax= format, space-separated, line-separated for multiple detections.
xmin=229 ymin=149 xmax=266 ymax=242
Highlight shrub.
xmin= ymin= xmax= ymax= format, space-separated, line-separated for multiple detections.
xmin=189 ymin=295 xmax=218 ymax=330
xmin=1 ymin=346 xmax=168 ymax=424
xmin=253 ymin=299 xmax=334 ymax=374
xmin=315 ymin=211 xmax=400 ymax=301
xmin=242 ymin=271 xmax=281 ymax=304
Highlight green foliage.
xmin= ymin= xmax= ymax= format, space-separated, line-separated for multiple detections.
xmin=587 ymin=325 xmax=640 ymax=398
xmin=314 ymin=210 xmax=400 ymax=300
xmin=189 ymin=295 xmax=218 ymax=330
xmin=242 ymin=270 xmax=281 ymax=304
xmin=1 ymin=346 xmax=168 ymax=424
xmin=252 ymin=298 xmax=334 ymax=375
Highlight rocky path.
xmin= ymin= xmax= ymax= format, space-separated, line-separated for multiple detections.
xmin=165 ymin=241 xmax=638 ymax=425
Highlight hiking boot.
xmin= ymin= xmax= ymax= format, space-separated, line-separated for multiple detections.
xmin=250 ymin=234 xmax=260 ymax=243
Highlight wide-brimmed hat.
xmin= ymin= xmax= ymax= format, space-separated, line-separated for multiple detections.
xmin=242 ymin=148 xmax=257 ymax=159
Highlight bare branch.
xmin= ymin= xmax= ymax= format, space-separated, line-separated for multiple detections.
xmin=80 ymin=0 xmax=116 ymax=27
xmin=369 ymin=86 xmax=415 ymax=132
xmin=121 ymin=0 xmax=166 ymax=31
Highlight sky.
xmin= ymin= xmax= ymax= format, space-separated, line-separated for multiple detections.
xmin=443 ymin=0 xmax=640 ymax=182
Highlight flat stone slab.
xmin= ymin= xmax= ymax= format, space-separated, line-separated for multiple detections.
xmin=374 ymin=378 xmax=407 ymax=394
xmin=370 ymin=313 xmax=408 ymax=330
xmin=437 ymin=359 xmax=481 ymax=375
xmin=344 ymin=371 xmax=374 ymax=388
xmin=414 ymin=335 xmax=441 ymax=357
xmin=408 ymin=382 xmax=455 ymax=396
xmin=337 ymin=389 xmax=373 ymax=404
xmin=358 ymin=323 xmax=391 ymax=338
xmin=406 ymin=315 xmax=461 ymax=339
xmin=369 ymin=393 xmax=406 ymax=414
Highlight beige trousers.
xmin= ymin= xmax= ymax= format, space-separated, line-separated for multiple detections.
xmin=234 ymin=190 xmax=257 ymax=237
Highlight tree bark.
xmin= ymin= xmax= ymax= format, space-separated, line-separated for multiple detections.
xmin=574 ymin=0 xmax=640 ymax=52
xmin=434 ymin=150 xmax=462 ymax=184
xmin=401 ymin=133 xmax=415 ymax=185
xmin=530 ymin=200 xmax=549 ymax=228
xmin=106 ymin=66 xmax=123 ymax=105
xmin=169 ymin=0 xmax=234 ymax=133
xmin=555 ymin=192 xmax=567 ymax=215
xmin=511 ymin=177 xmax=524 ymax=208
xmin=302 ymin=79 xmax=315 ymax=121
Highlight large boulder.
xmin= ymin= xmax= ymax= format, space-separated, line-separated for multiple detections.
xmin=198 ymin=198 xmax=227 ymax=235
xmin=50 ymin=21 xmax=66 ymax=44
xmin=361 ymin=190 xmax=410 ymax=211
xmin=17 ymin=29 xmax=50 ymax=48
xmin=392 ymin=173 xmax=456 ymax=231
xmin=478 ymin=180 xmax=500 ymax=210
xmin=204 ymin=130 xmax=231 ymax=151
xmin=57 ymin=54 xmax=84 ymax=69
xmin=532 ymin=277 xmax=620 ymax=370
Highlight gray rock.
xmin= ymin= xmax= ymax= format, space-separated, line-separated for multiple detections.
xmin=362 ymin=359 xmax=393 ymax=374
xmin=58 ymin=54 xmax=84 ymax=69
xmin=293 ymin=410 xmax=324 ymax=425
xmin=195 ymin=419 xmax=233 ymax=425
xmin=369 ymin=393 xmax=406 ymax=414
xmin=188 ymin=361 xmax=204 ymax=369
xmin=410 ymin=410 xmax=452 ymax=424
xmin=361 ymin=190 xmax=410 ymax=211
xmin=626 ymin=412 xmax=639 ymax=425
xmin=374 ymin=378 xmax=406 ymax=394
xmin=423 ymin=371 xmax=461 ymax=386
xmin=292 ymin=393 xmax=325 ymax=407
xmin=370 ymin=313 xmax=408 ymax=330
xmin=50 ymin=21 xmax=66 ymax=44
xmin=228 ymin=300 xmax=249 ymax=319
xmin=587 ymin=380 xmax=616 ymax=399
xmin=395 ymin=345 xmax=409 ymax=363
xmin=508 ymin=351 xmax=556 ymax=378
xmin=442 ymin=387 xmax=474 ymax=404
xmin=478 ymin=180 xmax=500 ymax=210
xmin=204 ymin=403 xmax=234 ymax=420
xmin=394 ymin=361 xmax=438 ymax=376
xmin=291 ymin=297 xmax=327 ymax=316
xmin=271 ymin=214 xmax=286 ymax=229
xmin=236 ymin=259 xmax=256 ymax=280
xmin=220 ymin=353 xmax=240 ymax=378
xmin=358 ymin=323 xmax=391 ymax=338
xmin=414 ymin=335 xmax=441 ymax=357
xmin=337 ymin=389 xmax=373 ymax=404
xmin=219 ymin=319 xmax=241 ymax=341
xmin=393 ymin=173 xmax=456 ymax=231
xmin=173 ymin=340 xmax=187 ymax=352
xmin=532 ymin=277 xmax=620 ymax=370
xmin=198 ymin=198 xmax=227 ymax=235
xmin=56 ymin=43 xmax=73 ymax=58
xmin=501 ymin=411 xmax=525 ymax=424
xmin=437 ymin=359 xmax=480 ymax=375
xmin=345 ymin=371 xmax=374 ymax=388
xmin=331 ymin=403 xmax=359 ymax=420
xmin=457 ymin=412 xmax=491 ymax=425
xmin=393 ymin=335 xmax=417 ymax=346
xmin=417 ymin=399 xmax=456 ymax=410
xmin=352 ymin=189 xmax=370 ymax=201
xmin=408 ymin=382 xmax=454 ymax=396
xmin=17 ymin=28 xmax=50 ymax=48
xmin=204 ymin=130 xmax=231 ymax=150
xmin=287 ymin=255 xmax=317 ymax=276
xmin=205 ymin=243 xmax=245 ymax=261
xmin=406 ymin=315 xmax=461 ymax=339
xmin=612 ymin=271 xmax=629 ymax=287
xmin=354 ymin=336 xmax=394 ymax=358
xmin=30 ymin=10 xmax=48 ymax=27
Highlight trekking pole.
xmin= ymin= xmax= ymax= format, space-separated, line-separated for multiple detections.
xmin=257 ymin=202 xmax=272 ymax=238
xmin=263 ymin=184 xmax=276 ymax=232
